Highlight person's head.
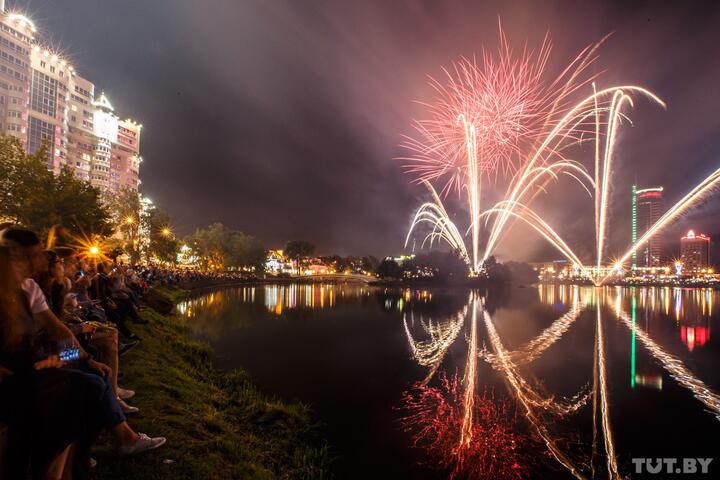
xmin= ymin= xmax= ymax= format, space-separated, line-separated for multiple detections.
xmin=97 ymin=263 xmax=106 ymax=274
xmin=0 ymin=228 xmax=41 ymax=282
xmin=48 ymin=252 xmax=64 ymax=281
xmin=55 ymin=247 xmax=78 ymax=276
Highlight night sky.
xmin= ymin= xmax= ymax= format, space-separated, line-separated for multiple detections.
xmin=18 ymin=0 xmax=720 ymax=260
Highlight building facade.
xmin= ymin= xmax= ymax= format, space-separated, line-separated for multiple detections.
xmin=0 ymin=4 xmax=143 ymax=195
xmin=27 ymin=45 xmax=72 ymax=173
xmin=0 ymin=10 xmax=32 ymax=144
xmin=680 ymin=230 xmax=710 ymax=273
xmin=632 ymin=186 xmax=664 ymax=268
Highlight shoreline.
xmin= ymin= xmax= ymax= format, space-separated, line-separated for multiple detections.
xmin=96 ymin=284 xmax=330 ymax=479
xmin=539 ymin=280 xmax=720 ymax=289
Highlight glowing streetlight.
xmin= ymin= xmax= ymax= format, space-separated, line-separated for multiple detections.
xmin=125 ymin=216 xmax=135 ymax=225
xmin=88 ymin=245 xmax=100 ymax=256
xmin=161 ymin=227 xmax=172 ymax=237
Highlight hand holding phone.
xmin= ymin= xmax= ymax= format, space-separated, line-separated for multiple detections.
xmin=59 ymin=347 xmax=81 ymax=362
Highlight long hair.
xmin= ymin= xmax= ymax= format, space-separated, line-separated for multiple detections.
xmin=0 ymin=246 xmax=24 ymax=350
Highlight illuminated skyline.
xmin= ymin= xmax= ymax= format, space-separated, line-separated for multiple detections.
xmin=13 ymin=0 xmax=720 ymax=256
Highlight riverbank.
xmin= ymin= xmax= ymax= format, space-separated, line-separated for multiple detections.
xmin=540 ymin=279 xmax=720 ymax=288
xmin=93 ymin=286 xmax=330 ymax=479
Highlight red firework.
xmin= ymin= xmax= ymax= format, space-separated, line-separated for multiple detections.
xmin=399 ymin=370 xmax=528 ymax=479
xmin=399 ymin=21 xmax=599 ymax=197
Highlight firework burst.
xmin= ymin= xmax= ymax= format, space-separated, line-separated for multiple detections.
xmin=400 ymin=26 xmax=557 ymax=192
xmin=401 ymin=23 xmax=599 ymax=272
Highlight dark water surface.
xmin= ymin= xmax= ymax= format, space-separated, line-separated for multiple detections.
xmin=177 ymin=284 xmax=720 ymax=479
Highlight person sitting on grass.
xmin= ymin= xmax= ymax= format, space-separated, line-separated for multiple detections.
xmin=91 ymin=263 xmax=141 ymax=339
xmin=0 ymin=227 xmax=166 ymax=479
xmin=38 ymin=248 xmax=140 ymax=414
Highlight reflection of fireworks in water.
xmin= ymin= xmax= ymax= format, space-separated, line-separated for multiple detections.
xmin=400 ymin=370 xmax=527 ymax=480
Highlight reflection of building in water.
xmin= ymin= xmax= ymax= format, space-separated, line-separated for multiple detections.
xmin=177 ymin=284 xmax=375 ymax=318
xmin=630 ymin=295 xmax=663 ymax=390
xmin=263 ymin=284 xmax=340 ymax=314
xmin=537 ymin=285 xmax=715 ymax=358
xmin=681 ymin=324 xmax=710 ymax=352
xmin=381 ymin=289 xmax=433 ymax=313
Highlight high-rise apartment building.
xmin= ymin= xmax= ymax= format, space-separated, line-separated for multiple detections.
xmin=28 ymin=45 xmax=72 ymax=173
xmin=680 ymin=230 xmax=710 ymax=273
xmin=66 ymin=74 xmax=95 ymax=181
xmin=632 ymin=185 xmax=664 ymax=268
xmin=0 ymin=9 xmax=33 ymax=144
xmin=0 ymin=3 xmax=143 ymax=195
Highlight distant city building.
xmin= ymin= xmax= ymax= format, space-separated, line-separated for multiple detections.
xmin=680 ymin=230 xmax=710 ymax=273
xmin=0 ymin=5 xmax=143 ymax=195
xmin=632 ymin=185 xmax=664 ymax=268
xmin=265 ymin=250 xmax=294 ymax=274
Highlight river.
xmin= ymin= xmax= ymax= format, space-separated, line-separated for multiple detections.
xmin=177 ymin=283 xmax=720 ymax=479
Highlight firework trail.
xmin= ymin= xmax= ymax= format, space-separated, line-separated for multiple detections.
xmin=479 ymin=299 xmax=583 ymax=367
xmin=481 ymin=85 xmax=664 ymax=279
xmin=595 ymin=303 xmax=621 ymax=480
xmin=612 ymin=298 xmax=720 ymax=421
xmin=481 ymin=309 xmax=587 ymax=479
xmin=401 ymin=24 xmax=599 ymax=272
xmin=405 ymin=181 xmax=471 ymax=267
xmin=404 ymin=301 xmax=468 ymax=384
xmin=600 ymin=166 xmax=720 ymax=284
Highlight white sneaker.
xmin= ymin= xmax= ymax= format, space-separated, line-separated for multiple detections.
xmin=117 ymin=387 xmax=135 ymax=400
xmin=119 ymin=433 xmax=166 ymax=455
xmin=117 ymin=397 xmax=139 ymax=414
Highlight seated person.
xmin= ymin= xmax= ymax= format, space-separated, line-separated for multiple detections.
xmin=1 ymin=227 xmax=165 ymax=478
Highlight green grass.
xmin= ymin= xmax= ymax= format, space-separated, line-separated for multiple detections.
xmin=93 ymin=286 xmax=330 ymax=479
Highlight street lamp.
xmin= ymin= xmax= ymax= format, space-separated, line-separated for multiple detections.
xmin=161 ymin=227 xmax=172 ymax=237
xmin=125 ymin=216 xmax=134 ymax=225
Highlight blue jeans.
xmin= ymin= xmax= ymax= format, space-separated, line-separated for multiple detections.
xmin=67 ymin=367 xmax=126 ymax=429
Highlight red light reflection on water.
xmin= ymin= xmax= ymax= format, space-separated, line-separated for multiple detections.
xmin=399 ymin=370 xmax=527 ymax=479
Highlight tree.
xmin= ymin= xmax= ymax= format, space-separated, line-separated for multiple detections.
xmin=483 ymin=256 xmax=510 ymax=283
xmin=376 ymin=258 xmax=403 ymax=279
xmin=225 ymin=231 xmax=266 ymax=272
xmin=362 ymin=255 xmax=380 ymax=273
xmin=186 ymin=223 xmax=266 ymax=271
xmin=107 ymin=187 xmax=142 ymax=262
xmin=405 ymin=251 xmax=468 ymax=281
xmin=284 ymin=240 xmax=315 ymax=273
xmin=148 ymin=208 xmax=180 ymax=263
xmin=505 ymin=261 xmax=540 ymax=285
xmin=0 ymin=136 xmax=111 ymax=236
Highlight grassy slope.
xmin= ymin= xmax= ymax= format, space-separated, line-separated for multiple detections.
xmin=93 ymin=287 xmax=329 ymax=480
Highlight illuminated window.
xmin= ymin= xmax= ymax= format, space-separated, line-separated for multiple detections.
xmin=27 ymin=116 xmax=55 ymax=165
xmin=30 ymin=70 xmax=58 ymax=117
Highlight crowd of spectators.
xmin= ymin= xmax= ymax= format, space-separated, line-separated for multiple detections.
xmin=0 ymin=225 xmax=170 ymax=479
